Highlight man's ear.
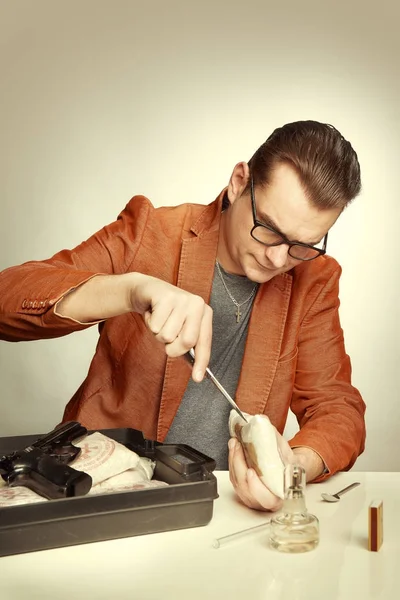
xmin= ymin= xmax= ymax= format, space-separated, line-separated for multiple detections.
xmin=226 ymin=162 xmax=250 ymax=205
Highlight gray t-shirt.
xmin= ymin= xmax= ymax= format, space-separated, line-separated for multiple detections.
xmin=165 ymin=263 xmax=259 ymax=469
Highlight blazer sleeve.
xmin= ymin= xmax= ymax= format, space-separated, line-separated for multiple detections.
xmin=0 ymin=196 xmax=151 ymax=341
xmin=288 ymin=265 xmax=366 ymax=482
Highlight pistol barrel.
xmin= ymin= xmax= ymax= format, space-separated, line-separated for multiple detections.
xmin=30 ymin=421 xmax=87 ymax=450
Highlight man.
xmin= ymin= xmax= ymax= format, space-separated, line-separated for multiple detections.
xmin=0 ymin=120 xmax=366 ymax=511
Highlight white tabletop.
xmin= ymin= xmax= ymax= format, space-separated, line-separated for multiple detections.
xmin=1 ymin=471 xmax=398 ymax=600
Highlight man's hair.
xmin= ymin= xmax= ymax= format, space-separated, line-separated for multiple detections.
xmin=246 ymin=120 xmax=361 ymax=210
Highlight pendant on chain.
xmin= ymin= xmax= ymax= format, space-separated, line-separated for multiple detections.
xmin=236 ymin=306 xmax=242 ymax=323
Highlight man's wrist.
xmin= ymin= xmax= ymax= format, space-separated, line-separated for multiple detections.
xmin=291 ymin=446 xmax=326 ymax=482
xmin=56 ymin=273 xmax=138 ymax=323
xmin=126 ymin=272 xmax=151 ymax=314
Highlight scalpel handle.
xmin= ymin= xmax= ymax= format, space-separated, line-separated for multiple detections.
xmin=186 ymin=349 xmax=248 ymax=423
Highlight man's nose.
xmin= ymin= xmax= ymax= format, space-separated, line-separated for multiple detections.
xmin=265 ymin=244 xmax=290 ymax=269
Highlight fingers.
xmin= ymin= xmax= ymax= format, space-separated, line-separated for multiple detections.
xmin=190 ymin=304 xmax=213 ymax=381
xmin=228 ymin=439 xmax=263 ymax=509
xmin=163 ymin=296 xmax=209 ymax=357
xmin=228 ymin=438 xmax=253 ymax=507
xmin=228 ymin=438 xmax=248 ymax=489
xmin=139 ymin=278 xmax=212 ymax=376
xmin=144 ymin=299 xmax=174 ymax=336
xmin=246 ymin=470 xmax=282 ymax=511
xmin=228 ymin=437 xmax=283 ymax=512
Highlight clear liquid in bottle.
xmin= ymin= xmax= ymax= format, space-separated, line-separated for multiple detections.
xmin=269 ymin=464 xmax=319 ymax=553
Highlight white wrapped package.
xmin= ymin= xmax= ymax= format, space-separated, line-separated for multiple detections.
xmin=135 ymin=457 xmax=156 ymax=480
xmin=229 ymin=411 xmax=285 ymax=499
xmin=88 ymin=456 xmax=158 ymax=495
xmin=0 ymin=479 xmax=45 ymax=507
xmin=70 ymin=432 xmax=140 ymax=486
xmin=89 ymin=471 xmax=168 ymax=495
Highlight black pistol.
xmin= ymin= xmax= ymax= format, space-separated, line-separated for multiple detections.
xmin=0 ymin=421 xmax=92 ymax=500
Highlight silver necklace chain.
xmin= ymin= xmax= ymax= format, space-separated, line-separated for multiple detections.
xmin=215 ymin=260 xmax=258 ymax=323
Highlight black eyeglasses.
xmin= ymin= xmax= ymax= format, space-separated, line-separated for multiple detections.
xmin=249 ymin=176 xmax=328 ymax=261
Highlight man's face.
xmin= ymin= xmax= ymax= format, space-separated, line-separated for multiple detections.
xmin=220 ymin=162 xmax=341 ymax=283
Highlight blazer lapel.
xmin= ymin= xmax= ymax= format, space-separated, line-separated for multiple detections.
xmin=235 ymin=271 xmax=293 ymax=416
xmin=156 ymin=209 xmax=221 ymax=440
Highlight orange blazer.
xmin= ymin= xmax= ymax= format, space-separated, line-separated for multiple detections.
xmin=0 ymin=191 xmax=366 ymax=481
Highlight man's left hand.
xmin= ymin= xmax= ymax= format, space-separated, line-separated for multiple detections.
xmin=228 ymin=429 xmax=294 ymax=511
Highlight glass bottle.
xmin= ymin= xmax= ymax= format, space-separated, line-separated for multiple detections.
xmin=269 ymin=464 xmax=319 ymax=553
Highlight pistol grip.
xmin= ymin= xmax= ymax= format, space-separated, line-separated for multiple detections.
xmin=8 ymin=450 xmax=92 ymax=500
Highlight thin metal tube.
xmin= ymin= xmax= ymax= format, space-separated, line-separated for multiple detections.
xmin=187 ymin=349 xmax=248 ymax=422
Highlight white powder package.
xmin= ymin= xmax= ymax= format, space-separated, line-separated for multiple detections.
xmin=0 ymin=478 xmax=45 ymax=507
xmin=229 ymin=411 xmax=286 ymax=499
xmin=71 ymin=431 xmax=140 ymax=486
xmin=135 ymin=457 xmax=156 ymax=480
xmin=89 ymin=472 xmax=168 ymax=495
xmin=88 ymin=456 xmax=157 ymax=495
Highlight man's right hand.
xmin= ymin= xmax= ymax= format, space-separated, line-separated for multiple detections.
xmin=55 ymin=272 xmax=212 ymax=382
xmin=129 ymin=273 xmax=212 ymax=381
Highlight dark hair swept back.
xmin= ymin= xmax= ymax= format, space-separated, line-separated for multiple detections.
xmin=246 ymin=120 xmax=361 ymax=210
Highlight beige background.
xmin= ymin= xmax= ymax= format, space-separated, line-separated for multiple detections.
xmin=0 ymin=1 xmax=399 ymax=471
